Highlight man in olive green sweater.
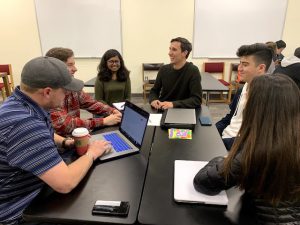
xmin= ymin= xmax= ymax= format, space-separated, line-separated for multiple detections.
xmin=149 ymin=37 xmax=202 ymax=109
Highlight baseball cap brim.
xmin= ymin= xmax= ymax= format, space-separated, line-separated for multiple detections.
xmin=63 ymin=76 xmax=84 ymax=92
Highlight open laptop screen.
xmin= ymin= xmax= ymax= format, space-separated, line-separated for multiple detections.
xmin=119 ymin=102 xmax=149 ymax=147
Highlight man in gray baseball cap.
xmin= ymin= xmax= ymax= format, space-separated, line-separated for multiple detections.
xmin=21 ymin=56 xmax=84 ymax=91
xmin=0 ymin=56 xmax=111 ymax=224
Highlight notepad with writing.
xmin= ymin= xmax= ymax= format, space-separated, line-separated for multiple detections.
xmin=174 ymin=160 xmax=228 ymax=206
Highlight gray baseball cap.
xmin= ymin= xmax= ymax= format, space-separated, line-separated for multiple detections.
xmin=21 ymin=56 xmax=84 ymax=91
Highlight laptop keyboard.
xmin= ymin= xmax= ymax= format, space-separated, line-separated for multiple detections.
xmin=103 ymin=133 xmax=132 ymax=152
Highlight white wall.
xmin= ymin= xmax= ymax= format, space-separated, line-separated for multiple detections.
xmin=0 ymin=0 xmax=299 ymax=93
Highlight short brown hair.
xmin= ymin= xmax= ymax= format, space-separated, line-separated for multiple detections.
xmin=45 ymin=47 xmax=74 ymax=62
xmin=171 ymin=37 xmax=192 ymax=58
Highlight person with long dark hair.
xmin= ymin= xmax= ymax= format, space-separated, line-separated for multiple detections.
xmin=194 ymin=75 xmax=300 ymax=224
xmin=95 ymin=49 xmax=131 ymax=106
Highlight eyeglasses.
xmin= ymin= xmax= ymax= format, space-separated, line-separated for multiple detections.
xmin=107 ymin=60 xmax=120 ymax=65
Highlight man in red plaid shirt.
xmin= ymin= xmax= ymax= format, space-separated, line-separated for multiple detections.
xmin=46 ymin=47 xmax=122 ymax=136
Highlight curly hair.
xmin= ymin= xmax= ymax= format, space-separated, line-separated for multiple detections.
xmin=97 ymin=49 xmax=129 ymax=82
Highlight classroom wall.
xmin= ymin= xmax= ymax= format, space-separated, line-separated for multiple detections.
xmin=0 ymin=0 xmax=299 ymax=94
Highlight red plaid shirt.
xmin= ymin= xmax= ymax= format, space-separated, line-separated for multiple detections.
xmin=50 ymin=91 xmax=114 ymax=135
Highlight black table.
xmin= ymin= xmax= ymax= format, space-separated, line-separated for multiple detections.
xmin=23 ymin=106 xmax=235 ymax=225
xmin=201 ymin=72 xmax=229 ymax=105
xmin=23 ymin=126 xmax=155 ymax=225
xmin=138 ymin=108 xmax=231 ymax=225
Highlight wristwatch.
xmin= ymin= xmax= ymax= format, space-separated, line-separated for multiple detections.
xmin=62 ymin=137 xmax=73 ymax=149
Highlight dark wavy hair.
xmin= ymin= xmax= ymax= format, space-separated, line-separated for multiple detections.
xmin=97 ymin=49 xmax=129 ymax=82
xmin=223 ymin=75 xmax=300 ymax=205
xmin=237 ymin=43 xmax=273 ymax=72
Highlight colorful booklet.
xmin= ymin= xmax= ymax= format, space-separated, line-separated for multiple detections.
xmin=168 ymin=128 xmax=192 ymax=139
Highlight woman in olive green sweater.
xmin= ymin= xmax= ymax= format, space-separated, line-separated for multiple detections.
xmin=95 ymin=49 xmax=131 ymax=106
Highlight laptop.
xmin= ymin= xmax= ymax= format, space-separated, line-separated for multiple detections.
xmin=90 ymin=101 xmax=149 ymax=162
xmin=174 ymin=160 xmax=228 ymax=205
xmin=161 ymin=108 xmax=196 ymax=130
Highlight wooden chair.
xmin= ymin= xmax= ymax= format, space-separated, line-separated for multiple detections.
xmin=0 ymin=64 xmax=14 ymax=100
xmin=203 ymin=62 xmax=229 ymax=103
xmin=142 ymin=63 xmax=164 ymax=101
xmin=227 ymin=63 xmax=239 ymax=103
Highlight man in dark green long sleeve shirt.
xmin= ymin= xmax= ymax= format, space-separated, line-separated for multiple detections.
xmin=149 ymin=37 xmax=202 ymax=109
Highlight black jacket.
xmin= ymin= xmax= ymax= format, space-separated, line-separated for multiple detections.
xmin=215 ymin=88 xmax=242 ymax=136
xmin=193 ymin=153 xmax=300 ymax=224
xmin=274 ymin=63 xmax=300 ymax=89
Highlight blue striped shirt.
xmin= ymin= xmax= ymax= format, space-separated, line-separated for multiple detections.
xmin=0 ymin=87 xmax=62 ymax=224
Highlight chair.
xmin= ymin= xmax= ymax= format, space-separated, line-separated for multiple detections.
xmin=203 ymin=62 xmax=229 ymax=103
xmin=0 ymin=64 xmax=14 ymax=100
xmin=227 ymin=63 xmax=239 ymax=103
xmin=142 ymin=63 xmax=164 ymax=101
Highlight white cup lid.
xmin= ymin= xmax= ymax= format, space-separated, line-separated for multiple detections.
xmin=72 ymin=127 xmax=89 ymax=137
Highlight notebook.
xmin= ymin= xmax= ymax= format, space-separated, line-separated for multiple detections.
xmin=174 ymin=160 xmax=228 ymax=205
xmin=161 ymin=108 xmax=196 ymax=130
xmin=90 ymin=101 xmax=149 ymax=162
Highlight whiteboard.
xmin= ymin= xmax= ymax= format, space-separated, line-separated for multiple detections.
xmin=193 ymin=0 xmax=288 ymax=58
xmin=35 ymin=0 xmax=122 ymax=57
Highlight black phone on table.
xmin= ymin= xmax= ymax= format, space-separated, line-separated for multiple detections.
xmin=199 ymin=116 xmax=212 ymax=126
xmin=92 ymin=200 xmax=129 ymax=217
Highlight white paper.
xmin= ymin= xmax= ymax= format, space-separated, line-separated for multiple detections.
xmin=174 ymin=160 xmax=228 ymax=205
xmin=112 ymin=102 xmax=125 ymax=111
xmin=147 ymin=114 xmax=162 ymax=126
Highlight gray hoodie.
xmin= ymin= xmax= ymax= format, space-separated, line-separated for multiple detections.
xmin=280 ymin=55 xmax=300 ymax=67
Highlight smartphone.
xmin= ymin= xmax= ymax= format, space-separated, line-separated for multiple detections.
xmin=92 ymin=200 xmax=129 ymax=217
xmin=199 ymin=116 xmax=212 ymax=126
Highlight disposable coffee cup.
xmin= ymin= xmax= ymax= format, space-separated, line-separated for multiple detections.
xmin=72 ymin=127 xmax=90 ymax=156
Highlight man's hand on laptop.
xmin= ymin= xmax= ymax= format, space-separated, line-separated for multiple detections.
xmin=112 ymin=109 xmax=122 ymax=117
xmin=88 ymin=140 xmax=112 ymax=159
xmin=103 ymin=113 xmax=122 ymax=126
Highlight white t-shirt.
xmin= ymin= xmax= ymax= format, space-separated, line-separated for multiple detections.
xmin=222 ymin=83 xmax=248 ymax=139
